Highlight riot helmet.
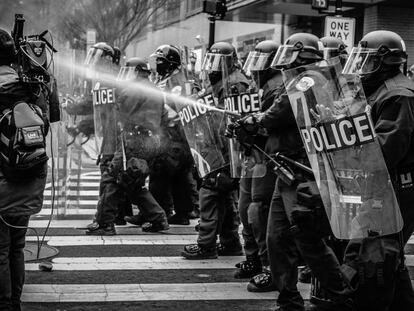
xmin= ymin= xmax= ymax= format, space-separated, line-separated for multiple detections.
xmin=243 ymin=40 xmax=280 ymax=88
xmin=342 ymin=30 xmax=407 ymax=78
xmin=149 ymin=44 xmax=181 ymax=78
xmin=85 ymin=42 xmax=116 ymax=67
xmin=320 ymin=36 xmax=348 ymax=60
xmin=0 ymin=29 xmax=17 ymax=65
xmin=117 ymin=57 xmax=150 ymax=81
xmin=271 ymin=33 xmax=323 ymax=70
xmin=202 ymin=42 xmax=237 ymax=85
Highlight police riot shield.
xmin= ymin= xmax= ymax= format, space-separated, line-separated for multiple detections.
xmin=178 ymin=92 xmax=227 ymax=177
xmin=219 ymin=59 xmax=266 ymax=178
xmin=283 ymin=57 xmax=403 ymax=239
xmin=92 ymin=82 xmax=119 ymax=156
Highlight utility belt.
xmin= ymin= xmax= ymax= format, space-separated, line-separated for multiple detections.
xmin=202 ymin=165 xmax=238 ymax=192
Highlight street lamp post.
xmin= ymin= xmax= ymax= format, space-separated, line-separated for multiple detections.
xmin=202 ymin=0 xmax=227 ymax=49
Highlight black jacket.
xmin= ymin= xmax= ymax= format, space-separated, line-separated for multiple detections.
xmin=0 ymin=65 xmax=47 ymax=216
xmin=367 ymin=72 xmax=414 ymax=171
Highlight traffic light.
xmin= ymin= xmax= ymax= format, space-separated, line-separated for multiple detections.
xmin=202 ymin=0 xmax=227 ymax=19
xmin=312 ymin=0 xmax=329 ymax=10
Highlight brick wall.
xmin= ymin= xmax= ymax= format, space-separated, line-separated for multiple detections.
xmin=363 ymin=4 xmax=414 ymax=67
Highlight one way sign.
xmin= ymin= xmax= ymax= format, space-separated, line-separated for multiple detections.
xmin=324 ymin=16 xmax=355 ymax=53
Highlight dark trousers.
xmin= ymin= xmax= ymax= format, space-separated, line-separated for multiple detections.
xmin=344 ymin=185 xmax=414 ymax=311
xmin=97 ymin=156 xmax=132 ymax=223
xmin=267 ymin=178 xmax=349 ymax=310
xmin=150 ymin=167 xmax=198 ymax=218
xmin=197 ymin=186 xmax=241 ymax=249
xmin=238 ymin=167 xmax=276 ymax=266
xmin=96 ymin=151 xmax=167 ymax=226
xmin=0 ymin=215 xmax=29 ymax=311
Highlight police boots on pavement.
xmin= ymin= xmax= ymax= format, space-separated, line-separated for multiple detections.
xmin=0 ymin=27 xmax=59 ymax=311
xmin=342 ymin=30 xmax=414 ymax=311
xmin=148 ymin=44 xmax=199 ymax=226
xmin=231 ymin=40 xmax=281 ymax=292
xmin=237 ymin=33 xmax=355 ymax=311
xmin=181 ymin=42 xmax=248 ymax=260
xmin=86 ymin=57 xmax=169 ymax=235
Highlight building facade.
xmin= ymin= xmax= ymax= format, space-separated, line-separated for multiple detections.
xmin=126 ymin=0 xmax=414 ymax=68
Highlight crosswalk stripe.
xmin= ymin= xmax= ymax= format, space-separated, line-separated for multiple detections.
xmin=75 ymin=175 xmax=102 ymax=180
xmin=25 ymin=256 xmax=245 ymax=271
xmin=44 ymin=190 xmax=99 ymax=196
xmin=36 ymin=209 xmax=97 ymax=216
xmin=22 ymin=282 xmax=292 ymax=302
xmin=25 ymin=235 xmax=198 ymax=246
xmin=28 ymin=219 xmax=199 ymax=228
xmin=42 ymin=200 xmax=97 ymax=207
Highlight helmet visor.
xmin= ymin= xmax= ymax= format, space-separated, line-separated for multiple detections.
xmin=116 ymin=67 xmax=136 ymax=81
xmin=243 ymin=51 xmax=273 ymax=75
xmin=323 ymin=48 xmax=342 ymax=60
xmin=342 ymin=47 xmax=380 ymax=75
xmin=202 ymin=53 xmax=230 ymax=72
xmin=270 ymin=45 xmax=299 ymax=69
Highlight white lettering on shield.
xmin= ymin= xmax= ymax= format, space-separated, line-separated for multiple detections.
xmin=178 ymin=94 xmax=215 ymax=126
xmin=93 ymin=88 xmax=116 ymax=106
xmin=223 ymin=93 xmax=261 ymax=114
xmin=300 ymin=113 xmax=375 ymax=154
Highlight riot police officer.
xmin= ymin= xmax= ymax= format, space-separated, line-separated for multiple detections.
xmin=86 ymin=57 xmax=169 ymax=235
xmin=181 ymin=42 xmax=247 ymax=259
xmin=149 ymin=44 xmax=199 ymax=226
xmin=231 ymin=40 xmax=281 ymax=291
xmin=238 ymin=33 xmax=354 ymax=310
xmin=342 ymin=30 xmax=414 ymax=311
xmin=0 ymin=28 xmax=58 ymax=311
xmin=320 ymin=36 xmax=348 ymax=63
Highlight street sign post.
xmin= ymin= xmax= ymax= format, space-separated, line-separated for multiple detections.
xmin=324 ymin=16 xmax=356 ymax=53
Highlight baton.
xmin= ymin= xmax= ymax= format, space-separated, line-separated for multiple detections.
xmin=274 ymin=152 xmax=313 ymax=175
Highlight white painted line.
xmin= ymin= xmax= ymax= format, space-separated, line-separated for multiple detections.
xmin=44 ymin=190 xmax=99 ymax=196
xmin=28 ymin=218 xmax=199 ymax=228
xmin=25 ymin=256 xmax=245 ymax=271
xmin=26 ymin=235 xmax=200 ymax=246
xmin=22 ymin=282 xmax=293 ymax=302
xmin=28 ymin=219 xmax=93 ymax=228
xmin=42 ymin=200 xmax=98 ymax=207
xmin=78 ymin=175 xmax=101 ymax=180
xmin=35 ymin=209 xmax=97 ymax=216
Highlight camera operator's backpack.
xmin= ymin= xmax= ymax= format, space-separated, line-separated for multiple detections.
xmin=0 ymin=101 xmax=48 ymax=181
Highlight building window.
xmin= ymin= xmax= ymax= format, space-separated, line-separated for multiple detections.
xmin=165 ymin=0 xmax=181 ymax=22
xmin=186 ymin=0 xmax=203 ymax=15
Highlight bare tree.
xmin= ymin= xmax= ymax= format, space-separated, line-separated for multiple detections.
xmin=55 ymin=0 xmax=169 ymax=52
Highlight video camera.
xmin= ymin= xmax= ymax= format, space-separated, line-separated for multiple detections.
xmin=12 ymin=13 xmax=57 ymax=83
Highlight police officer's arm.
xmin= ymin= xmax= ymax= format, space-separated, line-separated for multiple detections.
xmin=374 ymin=94 xmax=414 ymax=169
xmin=259 ymin=92 xmax=297 ymax=130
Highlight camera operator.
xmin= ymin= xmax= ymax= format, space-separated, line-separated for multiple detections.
xmin=0 ymin=26 xmax=58 ymax=311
